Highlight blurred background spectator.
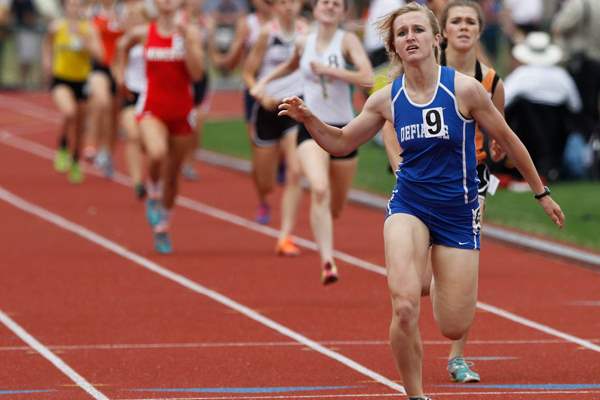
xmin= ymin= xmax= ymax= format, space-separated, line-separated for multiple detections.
xmin=11 ymin=0 xmax=42 ymax=89
xmin=503 ymin=31 xmax=582 ymax=182
xmin=0 ymin=0 xmax=599 ymax=180
xmin=0 ymin=0 xmax=12 ymax=88
xmin=552 ymin=0 xmax=600 ymax=139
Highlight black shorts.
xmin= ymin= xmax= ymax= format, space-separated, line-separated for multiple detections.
xmin=297 ymin=123 xmax=358 ymax=160
xmin=91 ymin=61 xmax=117 ymax=95
xmin=477 ymin=163 xmax=490 ymax=198
xmin=51 ymin=77 xmax=88 ymax=101
xmin=243 ymin=88 xmax=255 ymax=122
xmin=122 ymin=90 xmax=140 ymax=108
xmin=193 ymin=75 xmax=210 ymax=105
xmin=251 ymin=103 xmax=297 ymax=147
xmin=368 ymin=47 xmax=389 ymax=70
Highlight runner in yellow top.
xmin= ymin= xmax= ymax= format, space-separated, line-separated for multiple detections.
xmin=42 ymin=0 xmax=103 ymax=183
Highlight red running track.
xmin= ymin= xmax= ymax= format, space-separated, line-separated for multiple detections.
xmin=0 ymin=91 xmax=599 ymax=400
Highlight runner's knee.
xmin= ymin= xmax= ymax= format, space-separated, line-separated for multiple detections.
xmin=311 ymin=184 xmax=329 ymax=206
xmin=439 ymin=322 xmax=470 ymax=341
xmin=145 ymin=141 xmax=167 ymax=162
xmin=390 ymin=295 xmax=419 ymax=333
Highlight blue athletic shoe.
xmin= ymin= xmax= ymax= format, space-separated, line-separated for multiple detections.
xmin=448 ymin=357 xmax=480 ymax=383
xmin=255 ymin=203 xmax=271 ymax=225
xmin=153 ymin=231 xmax=172 ymax=254
xmin=145 ymin=199 xmax=160 ymax=227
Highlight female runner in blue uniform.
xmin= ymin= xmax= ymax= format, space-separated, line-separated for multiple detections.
xmin=279 ymin=3 xmax=564 ymax=399
xmin=383 ymin=0 xmax=506 ymax=384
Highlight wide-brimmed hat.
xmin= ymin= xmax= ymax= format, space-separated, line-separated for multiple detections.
xmin=512 ymin=31 xmax=563 ymax=66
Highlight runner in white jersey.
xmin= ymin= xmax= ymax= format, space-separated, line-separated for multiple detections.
xmin=117 ymin=0 xmax=148 ymax=199
xmin=251 ymin=0 xmax=373 ymax=283
xmin=243 ymin=0 xmax=308 ymax=256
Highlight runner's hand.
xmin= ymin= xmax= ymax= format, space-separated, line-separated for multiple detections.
xmin=490 ymin=139 xmax=506 ymax=162
xmin=278 ymin=96 xmax=312 ymax=123
xmin=310 ymin=61 xmax=329 ymax=77
xmin=538 ymin=196 xmax=565 ymax=228
xmin=259 ymin=95 xmax=280 ymax=112
xmin=250 ymin=81 xmax=267 ymax=102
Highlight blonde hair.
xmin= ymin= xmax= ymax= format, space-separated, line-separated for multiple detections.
xmin=377 ymin=2 xmax=440 ymax=74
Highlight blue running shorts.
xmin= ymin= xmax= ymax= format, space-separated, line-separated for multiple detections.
xmin=387 ymin=192 xmax=481 ymax=250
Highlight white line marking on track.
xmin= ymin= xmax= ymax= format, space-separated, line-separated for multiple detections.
xmin=476 ymin=303 xmax=600 ymax=352
xmin=0 ymin=310 xmax=109 ymax=400
xmin=117 ymin=389 xmax=600 ymax=400
xmin=0 ymin=93 xmax=62 ymax=122
xmin=1 ymin=338 xmax=593 ymax=353
xmin=568 ymin=301 xmax=600 ymax=307
xmin=4 ymin=94 xmax=600 ymax=268
xmin=0 ymin=186 xmax=406 ymax=395
xmin=1 ymin=131 xmax=600 ymax=355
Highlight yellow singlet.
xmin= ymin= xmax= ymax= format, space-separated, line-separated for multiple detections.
xmin=52 ymin=19 xmax=92 ymax=81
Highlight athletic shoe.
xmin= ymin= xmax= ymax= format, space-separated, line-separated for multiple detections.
xmin=182 ymin=164 xmax=200 ymax=181
xmin=145 ymin=199 xmax=161 ymax=227
xmin=134 ymin=182 xmax=147 ymax=201
xmin=408 ymin=397 xmax=432 ymax=400
xmin=68 ymin=162 xmax=84 ymax=184
xmin=448 ymin=357 xmax=480 ymax=383
xmin=321 ymin=261 xmax=338 ymax=285
xmin=153 ymin=231 xmax=172 ymax=254
xmin=275 ymin=236 xmax=300 ymax=256
xmin=255 ymin=203 xmax=271 ymax=225
xmin=54 ymin=148 xmax=71 ymax=173
xmin=94 ymin=149 xmax=114 ymax=178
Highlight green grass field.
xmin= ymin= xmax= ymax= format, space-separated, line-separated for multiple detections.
xmin=202 ymin=119 xmax=600 ymax=252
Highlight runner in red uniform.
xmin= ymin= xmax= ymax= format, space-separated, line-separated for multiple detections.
xmin=114 ymin=0 xmax=204 ymax=254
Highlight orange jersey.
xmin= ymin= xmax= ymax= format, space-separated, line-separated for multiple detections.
xmin=93 ymin=14 xmax=123 ymax=65
xmin=475 ymin=68 xmax=499 ymax=163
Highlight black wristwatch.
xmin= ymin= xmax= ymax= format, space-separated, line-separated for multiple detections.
xmin=534 ymin=186 xmax=551 ymax=200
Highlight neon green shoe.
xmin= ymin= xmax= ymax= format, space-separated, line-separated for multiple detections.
xmin=68 ymin=162 xmax=84 ymax=184
xmin=448 ymin=357 xmax=480 ymax=383
xmin=54 ymin=148 xmax=71 ymax=173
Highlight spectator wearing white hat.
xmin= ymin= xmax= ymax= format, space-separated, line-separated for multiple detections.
xmin=504 ymin=31 xmax=582 ymax=181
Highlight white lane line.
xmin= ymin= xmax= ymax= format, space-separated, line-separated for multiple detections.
xmin=0 ymin=94 xmax=61 ymax=122
xmin=1 ymin=131 xmax=600 ymax=355
xmin=0 ymin=310 xmax=109 ymax=400
xmin=476 ymin=303 xmax=600 ymax=352
xmin=2 ymin=94 xmax=600 ymax=268
xmin=117 ymin=389 xmax=600 ymax=400
xmin=0 ymin=186 xmax=406 ymax=395
xmin=568 ymin=301 xmax=600 ymax=307
xmin=2 ymin=338 xmax=594 ymax=352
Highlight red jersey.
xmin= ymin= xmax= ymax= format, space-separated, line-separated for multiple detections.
xmin=93 ymin=14 xmax=123 ymax=65
xmin=141 ymin=22 xmax=194 ymax=120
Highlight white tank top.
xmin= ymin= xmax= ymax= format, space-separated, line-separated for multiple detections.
xmin=257 ymin=20 xmax=305 ymax=99
xmin=245 ymin=13 xmax=262 ymax=50
xmin=125 ymin=44 xmax=146 ymax=94
xmin=300 ymin=29 xmax=354 ymax=124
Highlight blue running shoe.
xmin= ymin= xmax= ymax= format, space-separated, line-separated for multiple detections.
xmin=448 ymin=357 xmax=480 ymax=383
xmin=255 ymin=203 xmax=271 ymax=225
xmin=145 ymin=199 xmax=160 ymax=227
xmin=154 ymin=231 xmax=172 ymax=254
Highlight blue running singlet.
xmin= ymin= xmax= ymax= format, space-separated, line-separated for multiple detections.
xmin=387 ymin=66 xmax=481 ymax=250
